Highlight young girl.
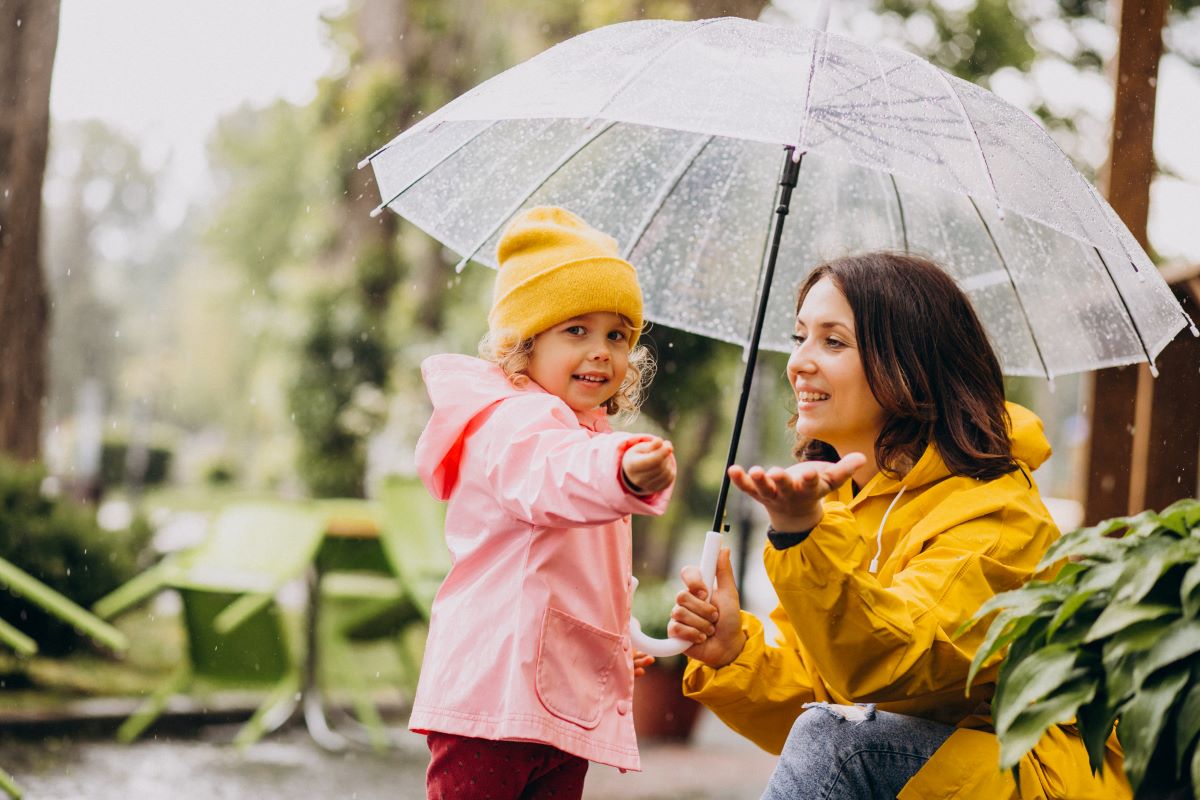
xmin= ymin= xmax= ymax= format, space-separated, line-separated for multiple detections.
xmin=413 ymin=206 xmax=676 ymax=798
xmin=669 ymin=252 xmax=1129 ymax=799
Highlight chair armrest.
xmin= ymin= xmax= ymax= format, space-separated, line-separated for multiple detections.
xmin=0 ymin=616 xmax=37 ymax=656
xmin=0 ymin=557 xmax=129 ymax=652
xmin=91 ymin=562 xmax=171 ymax=622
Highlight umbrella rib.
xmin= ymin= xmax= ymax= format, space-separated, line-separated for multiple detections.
xmin=450 ymin=120 xmax=618 ymax=272
xmin=794 ymin=28 xmax=829 ymax=154
xmin=621 ymin=134 xmax=716 ymax=260
xmin=586 ymin=17 xmax=722 ymax=127
xmin=967 ymin=197 xmax=1052 ymax=381
xmin=368 ymin=120 xmax=502 ymax=218
xmin=1092 ymin=246 xmax=1159 ymax=375
xmin=932 ymin=70 xmax=1005 ymax=218
xmin=889 ymin=174 xmax=909 ymax=253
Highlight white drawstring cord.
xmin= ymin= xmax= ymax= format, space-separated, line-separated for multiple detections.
xmin=869 ymin=486 xmax=906 ymax=574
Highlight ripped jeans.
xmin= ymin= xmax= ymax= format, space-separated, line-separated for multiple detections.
xmin=761 ymin=704 xmax=955 ymax=800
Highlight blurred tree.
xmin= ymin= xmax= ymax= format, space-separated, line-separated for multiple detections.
xmin=42 ymin=121 xmax=158 ymax=426
xmin=0 ymin=0 xmax=59 ymax=462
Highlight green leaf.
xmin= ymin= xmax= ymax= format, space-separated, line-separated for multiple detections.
xmin=1176 ymin=680 xmax=1200 ymax=777
xmin=1154 ymin=498 xmax=1199 ymax=535
xmin=1072 ymin=559 xmax=1127 ymax=595
xmin=1103 ymin=615 xmax=1180 ymax=669
xmin=1047 ymin=589 xmax=1099 ymax=639
xmin=994 ymin=644 xmax=1083 ymax=734
xmin=1113 ymin=536 xmax=1192 ymax=606
xmin=971 ymin=580 xmax=1072 ymax=623
xmin=1192 ymin=736 xmax=1200 ymax=800
xmin=1076 ymin=682 xmax=1118 ymax=776
xmin=1132 ymin=620 xmax=1200 ymax=690
xmin=966 ymin=610 xmax=1037 ymax=689
xmin=1086 ymin=603 xmax=1179 ymax=644
xmin=1039 ymin=522 xmax=1129 ymax=571
xmin=998 ymin=678 xmax=1098 ymax=772
xmin=1182 ymin=561 xmax=1200 ymax=619
xmin=1117 ymin=666 xmax=1190 ymax=794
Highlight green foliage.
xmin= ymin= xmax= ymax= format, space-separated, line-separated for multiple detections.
xmin=0 ymin=458 xmax=153 ymax=657
xmin=963 ymin=499 xmax=1200 ymax=797
xmin=99 ymin=440 xmax=172 ymax=489
xmin=288 ymin=287 xmax=391 ymax=498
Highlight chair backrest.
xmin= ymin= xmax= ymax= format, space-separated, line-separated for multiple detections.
xmin=169 ymin=503 xmax=326 ymax=593
xmin=376 ymin=475 xmax=450 ymax=619
xmin=181 ymin=589 xmax=291 ymax=684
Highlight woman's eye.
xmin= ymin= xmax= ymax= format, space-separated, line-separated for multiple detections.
xmin=825 ymin=338 xmax=846 ymax=349
xmin=790 ymin=333 xmax=806 ymax=347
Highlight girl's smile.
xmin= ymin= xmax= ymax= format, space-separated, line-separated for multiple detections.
xmin=526 ymin=311 xmax=632 ymax=412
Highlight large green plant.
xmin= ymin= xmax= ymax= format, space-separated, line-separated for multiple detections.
xmin=962 ymin=499 xmax=1200 ymax=799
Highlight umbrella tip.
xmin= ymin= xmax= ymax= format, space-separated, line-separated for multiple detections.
xmin=357 ymin=157 xmax=370 ymax=169
xmin=1148 ymin=362 xmax=1160 ymax=378
xmin=454 ymin=255 xmax=470 ymax=274
xmin=369 ymin=205 xmax=384 ymax=219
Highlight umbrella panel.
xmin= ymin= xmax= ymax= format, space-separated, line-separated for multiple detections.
xmin=371 ymin=117 xmax=1186 ymax=377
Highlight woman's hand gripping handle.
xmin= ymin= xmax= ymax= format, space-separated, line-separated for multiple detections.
xmin=669 ymin=546 xmax=747 ymax=668
xmin=628 ymin=530 xmax=722 ymax=658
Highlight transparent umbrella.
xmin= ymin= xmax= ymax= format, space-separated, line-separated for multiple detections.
xmin=359 ymin=15 xmax=1195 ymax=655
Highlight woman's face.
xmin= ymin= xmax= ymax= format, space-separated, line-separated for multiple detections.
xmin=787 ymin=277 xmax=887 ymax=456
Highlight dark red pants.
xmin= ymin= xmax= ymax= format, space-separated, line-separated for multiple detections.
xmin=425 ymin=732 xmax=589 ymax=800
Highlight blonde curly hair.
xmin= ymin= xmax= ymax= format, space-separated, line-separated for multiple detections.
xmin=479 ymin=319 xmax=654 ymax=416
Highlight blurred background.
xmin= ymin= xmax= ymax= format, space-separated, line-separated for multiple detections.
xmin=1 ymin=0 xmax=1198 ymax=797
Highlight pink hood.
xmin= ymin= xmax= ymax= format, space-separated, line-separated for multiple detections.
xmin=416 ymin=354 xmax=532 ymax=500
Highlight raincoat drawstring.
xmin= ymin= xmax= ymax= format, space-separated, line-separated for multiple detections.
xmin=869 ymin=487 xmax=906 ymax=574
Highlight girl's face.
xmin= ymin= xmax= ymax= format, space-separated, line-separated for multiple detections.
xmin=526 ymin=311 xmax=632 ymax=412
xmin=787 ymin=277 xmax=887 ymax=456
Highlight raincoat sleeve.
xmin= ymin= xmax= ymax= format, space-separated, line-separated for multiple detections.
xmin=480 ymin=394 xmax=670 ymax=527
xmin=763 ymin=476 xmax=1057 ymax=704
xmin=681 ymin=609 xmax=820 ymax=754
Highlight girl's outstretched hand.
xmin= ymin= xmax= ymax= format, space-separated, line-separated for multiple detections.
xmin=632 ymin=650 xmax=654 ymax=678
xmin=727 ymin=452 xmax=866 ymax=532
xmin=668 ymin=547 xmax=746 ymax=669
xmin=621 ymin=437 xmax=676 ymax=494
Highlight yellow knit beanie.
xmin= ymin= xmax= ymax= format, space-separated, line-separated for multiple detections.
xmin=489 ymin=206 xmax=644 ymax=347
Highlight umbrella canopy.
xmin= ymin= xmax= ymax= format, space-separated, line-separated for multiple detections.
xmin=362 ymin=16 xmax=1192 ymax=379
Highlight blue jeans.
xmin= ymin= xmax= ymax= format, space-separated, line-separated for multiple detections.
xmin=761 ymin=704 xmax=955 ymax=800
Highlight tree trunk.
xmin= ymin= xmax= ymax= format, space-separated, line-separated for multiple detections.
xmin=0 ymin=0 xmax=59 ymax=462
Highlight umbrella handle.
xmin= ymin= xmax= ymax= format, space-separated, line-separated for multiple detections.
xmin=628 ymin=531 xmax=723 ymax=658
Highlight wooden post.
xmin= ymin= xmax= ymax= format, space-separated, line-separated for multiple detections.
xmin=1083 ymin=0 xmax=1169 ymax=525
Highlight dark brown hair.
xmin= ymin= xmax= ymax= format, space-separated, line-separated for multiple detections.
xmin=793 ymin=252 xmax=1018 ymax=481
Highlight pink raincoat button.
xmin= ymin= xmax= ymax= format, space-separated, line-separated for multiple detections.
xmin=617 ymin=699 xmax=631 ymax=715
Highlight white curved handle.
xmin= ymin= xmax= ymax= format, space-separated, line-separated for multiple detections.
xmin=628 ymin=530 xmax=723 ymax=658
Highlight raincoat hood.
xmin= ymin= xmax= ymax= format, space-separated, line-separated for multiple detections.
xmin=416 ymin=353 xmax=608 ymax=500
xmin=879 ymin=402 xmax=1051 ymax=494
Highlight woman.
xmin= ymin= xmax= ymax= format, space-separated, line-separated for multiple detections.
xmin=669 ymin=252 xmax=1129 ymax=799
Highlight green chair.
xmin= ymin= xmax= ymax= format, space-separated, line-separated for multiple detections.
xmin=91 ymin=503 xmax=325 ymax=746
xmin=298 ymin=498 xmax=411 ymax=751
xmin=0 ymin=556 xmax=129 ymax=799
xmin=375 ymin=475 xmax=450 ymax=624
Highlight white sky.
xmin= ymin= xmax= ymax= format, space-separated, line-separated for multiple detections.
xmin=48 ymin=0 xmax=1200 ymax=262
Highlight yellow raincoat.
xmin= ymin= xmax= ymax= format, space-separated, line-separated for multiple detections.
xmin=683 ymin=404 xmax=1130 ymax=799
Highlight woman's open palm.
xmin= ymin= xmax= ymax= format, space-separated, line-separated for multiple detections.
xmin=727 ymin=452 xmax=866 ymax=532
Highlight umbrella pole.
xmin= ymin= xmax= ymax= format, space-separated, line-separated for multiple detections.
xmin=710 ymin=146 xmax=803 ymax=533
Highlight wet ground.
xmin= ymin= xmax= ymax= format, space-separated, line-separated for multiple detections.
xmin=0 ymin=709 xmax=777 ymax=799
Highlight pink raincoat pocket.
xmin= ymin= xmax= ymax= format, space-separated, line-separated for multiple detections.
xmin=535 ymin=607 xmax=623 ymax=729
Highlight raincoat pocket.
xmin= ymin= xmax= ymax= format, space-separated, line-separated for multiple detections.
xmin=535 ymin=607 xmax=622 ymax=729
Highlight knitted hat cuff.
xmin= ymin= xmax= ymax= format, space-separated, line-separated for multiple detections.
xmin=488 ymin=256 xmax=643 ymax=345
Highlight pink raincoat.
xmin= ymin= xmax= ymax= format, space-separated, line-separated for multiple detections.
xmin=411 ymin=354 xmax=671 ymax=771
